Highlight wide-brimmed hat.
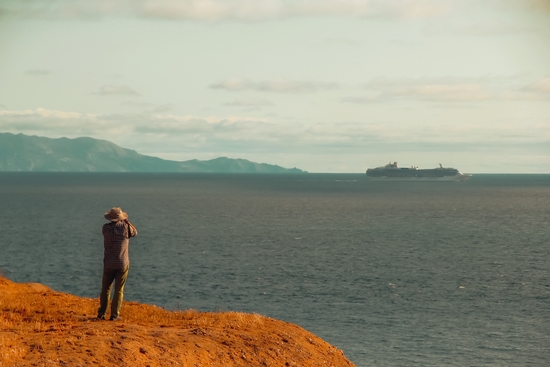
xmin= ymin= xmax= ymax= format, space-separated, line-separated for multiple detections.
xmin=104 ymin=207 xmax=128 ymax=222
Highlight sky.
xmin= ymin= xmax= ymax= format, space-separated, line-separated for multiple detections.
xmin=0 ymin=0 xmax=549 ymax=173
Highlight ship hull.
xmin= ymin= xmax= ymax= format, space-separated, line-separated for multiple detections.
xmin=366 ymin=173 xmax=472 ymax=182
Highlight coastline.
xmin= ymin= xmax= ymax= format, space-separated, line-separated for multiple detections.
xmin=0 ymin=277 xmax=355 ymax=366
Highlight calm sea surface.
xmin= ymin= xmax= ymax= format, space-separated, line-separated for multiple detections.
xmin=1 ymin=173 xmax=549 ymax=366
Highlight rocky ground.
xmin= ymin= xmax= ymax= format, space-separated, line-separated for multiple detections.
xmin=0 ymin=277 xmax=355 ymax=366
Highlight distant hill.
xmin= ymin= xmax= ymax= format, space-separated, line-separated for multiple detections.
xmin=0 ymin=133 xmax=306 ymax=173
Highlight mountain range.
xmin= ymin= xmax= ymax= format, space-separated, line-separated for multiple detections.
xmin=0 ymin=133 xmax=306 ymax=173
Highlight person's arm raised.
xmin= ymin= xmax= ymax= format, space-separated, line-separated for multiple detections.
xmin=124 ymin=219 xmax=138 ymax=237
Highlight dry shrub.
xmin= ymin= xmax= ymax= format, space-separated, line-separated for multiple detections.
xmin=122 ymin=302 xmax=265 ymax=331
xmin=0 ymin=332 xmax=26 ymax=366
xmin=190 ymin=311 xmax=266 ymax=330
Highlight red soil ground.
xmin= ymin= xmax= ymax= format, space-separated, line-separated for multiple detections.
xmin=0 ymin=277 xmax=355 ymax=367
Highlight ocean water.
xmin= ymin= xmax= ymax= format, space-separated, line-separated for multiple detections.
xmin=1 ymin=173 xmax=549 ymax=366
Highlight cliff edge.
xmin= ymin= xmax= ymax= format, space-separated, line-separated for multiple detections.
xmin=0 ymin=277 xmax=355 ymax=366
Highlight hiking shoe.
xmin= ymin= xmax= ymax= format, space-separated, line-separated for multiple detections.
xmin=110 ymin=316 xmax=122 ymax=321
xmin=97 ymin=315 xmax=106 ymax=320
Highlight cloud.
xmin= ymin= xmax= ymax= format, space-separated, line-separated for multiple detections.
xmin=483 ymin=0 xmax=550 ymax=12
xmin=340 ymin=96 xmax=380 ymax=104
xmin=0 ymin=108 xmax=103 ymax=136
xmin=2 ymin=0 xmax=453 ymax=21
xmin=353 ymin=77 xmax=493 ymax=102
xmin=341 ymin=76 xmax=550 ymax=103
xmin=96 ymin=85 xmax=139 ymax=96
xmin=25 ymin=69 xmax=51 ymax=76
xmin=527 ymin=0 xmax=550 ymax=11
xmin=210 ymin=77 xmax=338 ymax=93
xmin=524 ymin=77 xmax=550 ymax=94
xmin=424 ymin=19 xmax=541 ymax=36
xmin=0 ymin=108 xmax=85 ymax=119
xmin=321 ymin=38 xmax=363 ymax=47
xmin=394 ymin=83 xmax=491 ymax=101
xmin=210 ymin=77 xmax=252 ymax=91
xmin=119 ymin=101 xmax=176 ymax=113
xmin=1 ymin=108 xmax=547 ymax=157
xmin=134 ymin=114 xmax=271 ymax=137
xmin=120 ymin=101 xmax=154 ymax=108
xmin=152 ymin=104 xmax=176 ymax=112
xmin=0 ymin=108 xmax=272 ymax=142
xmin=225 ymin=98 xmax=273 ymax=107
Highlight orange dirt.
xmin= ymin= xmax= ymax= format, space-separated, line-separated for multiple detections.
xmin=0 ymin=277 xmax=355 ymax=366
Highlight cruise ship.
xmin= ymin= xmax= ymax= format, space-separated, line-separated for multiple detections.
xmin=366 ymin=162 xmax=472 ymax=181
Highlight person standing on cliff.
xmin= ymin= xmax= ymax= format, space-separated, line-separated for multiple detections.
xmin=97 ymin=207 xmax=138 ymax=321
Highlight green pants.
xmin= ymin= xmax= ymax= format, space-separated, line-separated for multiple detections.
xmin=98 ymin=267 xmax=129 ymax=319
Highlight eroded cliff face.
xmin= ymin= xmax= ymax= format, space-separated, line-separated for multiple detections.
xmin=0 ymin=277 xmax=355 ymax=367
